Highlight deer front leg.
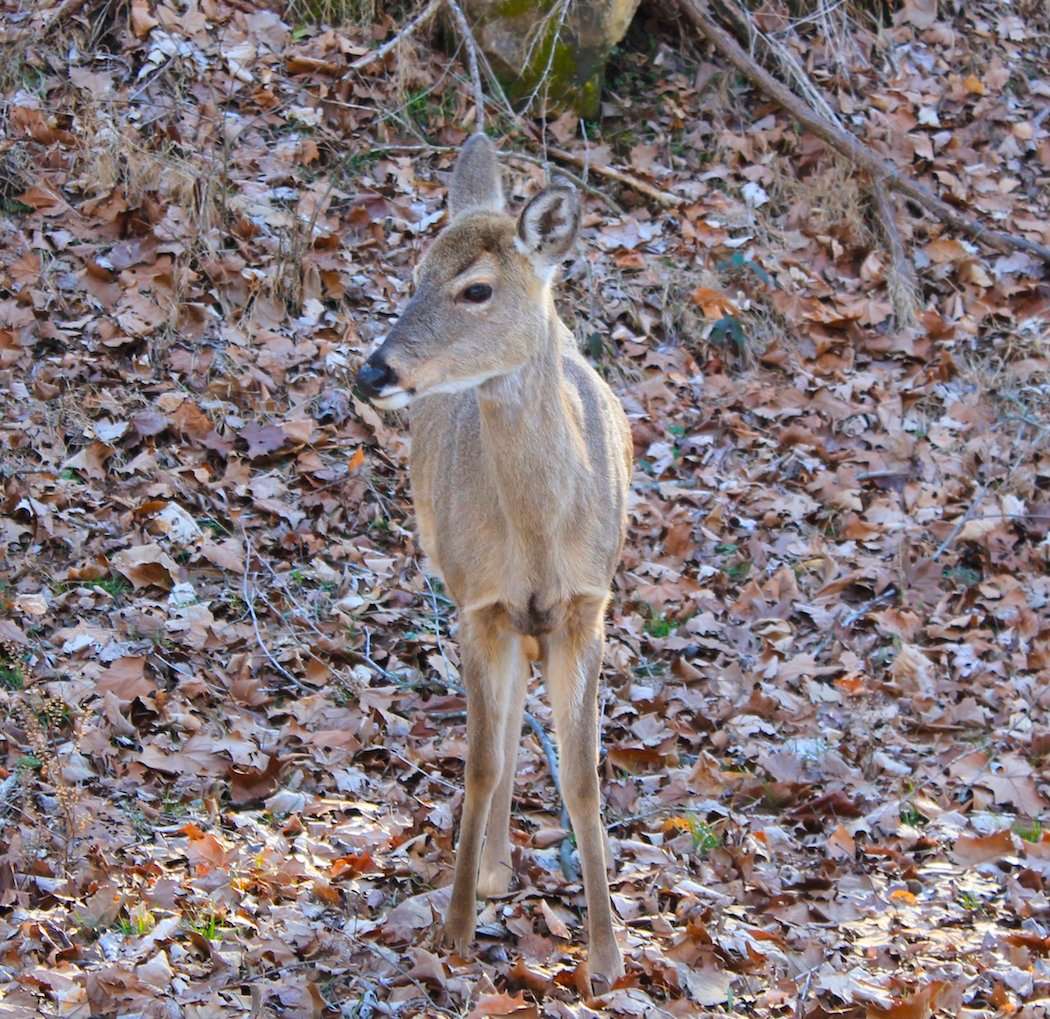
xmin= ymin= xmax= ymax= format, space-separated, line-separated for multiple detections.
xmin=445 ymin=610 xmax=516 ymax=954
xmin=478 ymin=640 xmax=529 ymax=897
xmin=545 ymin=602 xmax=624 ymax=992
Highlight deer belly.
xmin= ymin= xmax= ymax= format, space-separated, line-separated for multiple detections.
xmin=507 ymin=593 xmax=559 ymax=637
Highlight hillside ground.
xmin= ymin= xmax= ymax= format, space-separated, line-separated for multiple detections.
xmin=0 ymin=0 xmax=1048 ymax=1015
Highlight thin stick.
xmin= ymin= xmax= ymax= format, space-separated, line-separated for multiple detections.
xmin=871 ymin=180 xmax=920 ymax=328
xmin=543 ymin=142 xmax=684 ymax=208
xmin=4 ymin=0 xmax=90 ymax=44
xmin=504 ymin=151 xmax=625 ymax=215
xmin=241 ymin=535 xmax=311 ymax=692
xmin=347 ymin=0 xmax=444 ymax=71
xmin=841 ymin=586 xmax=897 ymax=628
xmin=523 ymin=713 xmax=578 ymax=882
xmin=360 ymin=628 xmax=412 ymax=685
xmin=349 ymin=143 xmax=625 ymax=215
xmin=444 ymin=0 xmax=486 ymax=132
xmin=677 ymin=0 xmax=1050 ymax=262
xmin=933 ymin=485 xmax=987 ymax=561
xmin=519 ymin=0 xmax=573 ymax=115
xmin=423 ymin=573 xmax=450 ymax=668
xmin=811 ymin=585 xmax=897 ymax=661
xmin=856 ymin=469 xmax=914 ymax=482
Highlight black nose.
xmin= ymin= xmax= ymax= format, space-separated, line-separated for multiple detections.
xmin=356 ymin=357 xmax=396 ymax=399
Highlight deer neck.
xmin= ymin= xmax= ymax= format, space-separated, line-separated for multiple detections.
xmin=475 ymin=306 xmax=583 ymax=536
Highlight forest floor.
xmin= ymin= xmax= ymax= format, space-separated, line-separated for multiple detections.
xmin=0 ymin=0 xmax=1048 ymax=1016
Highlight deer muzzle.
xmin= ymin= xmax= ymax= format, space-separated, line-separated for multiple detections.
xmin=356 ymin=354 xmax=413 ymax=410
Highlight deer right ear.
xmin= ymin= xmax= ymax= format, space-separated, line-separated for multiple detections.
xmin=449 ymin=133 xmax=504 ymax=219
xmin=515 ymin=185 xmax=580 ymax=268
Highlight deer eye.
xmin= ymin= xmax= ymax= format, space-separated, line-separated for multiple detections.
xmin=460 ymin=283 xmax=492 ymax=304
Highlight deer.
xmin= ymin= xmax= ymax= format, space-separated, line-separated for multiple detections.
xmin=355 ymin=133 xmax=632 ymax=991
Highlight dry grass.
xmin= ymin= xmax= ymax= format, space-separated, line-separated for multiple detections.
xmin=284 ymin=0 xmax=375 ymax=27
xmin=768 ymin=154 xmax=873 ymax=249
xmin=0 ymin=641 xmax=84 ymax=870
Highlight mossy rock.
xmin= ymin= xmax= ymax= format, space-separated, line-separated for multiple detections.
xmin=463 ymin=0 xmax=641 ymax=117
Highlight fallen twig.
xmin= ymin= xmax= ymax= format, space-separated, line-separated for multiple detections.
xmin=444 ymin=0 xmax=487 ymax=132
xmin=933 ymin=485 xmax=987 ymax=561
xmin=523 ymin=712 xmax=579 ymax=883
xmin=871 ymin=180 xmax=920 ymax=328
xmin=841 ymin=586 xmax=898 ymax=628
xmin=504 ymin=151 xmax=626 ymax=216
xmin=542 ymin=142 xmax=684 ymax=209
xmin=4 ymin=0 xmax=90 ymax=44
xmin=347 ymin=0 xmax=444 ymax=71
xmin=359 ymin=143 xmax=624 ymax=214
xmin=812 ymin=585 xmax=898 ymax=661
xmin=241 ymin=535 xmax=311 ymax=692
xmin=677 ymin=0 xmax=1050 ymax=262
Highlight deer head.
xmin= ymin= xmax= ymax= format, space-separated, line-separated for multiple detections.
xmin=356 ymin=134 xmax=580 ymax=409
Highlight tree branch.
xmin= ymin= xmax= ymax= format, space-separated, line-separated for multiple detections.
xmin=444 ymin=0 xmax=487 ymax=132
xmin=347 ymin=0 xmax=444 ymax=71
xmin=871 ymin=180 xmax=920 ymax=328
xmin=542 ymin=142 xmax=684 ymax=209
xmin=676 ymin=0 xmax=1050 ymax=262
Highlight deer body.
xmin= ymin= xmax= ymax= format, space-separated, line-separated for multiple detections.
xmin=356 ymin=135 xmax=630 ymax=989
xmin=411 ymin=320 xmax=630 ymax=625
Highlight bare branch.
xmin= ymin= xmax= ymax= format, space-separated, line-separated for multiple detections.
xmin=522 ymin=712 xmax=579 ymax=882
xmin=871 ymin=181 xmax=920 ymax=329
xmin=677 ymin=0 xmax=1050 ymax=262
xmin=347 ymin=0 xmax=444 ymax=71
xmin=444 ymin=0 xmax=487 ymax=132
xmin=241 ymin=534 xmax=311 ymax=692
xmin=542 ymin=143 xmax=684 ymax=208
xmin=933 ymin=485 xmax=987 ymax=561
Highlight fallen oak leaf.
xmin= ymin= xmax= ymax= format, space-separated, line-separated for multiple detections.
xmin=866 ymin=981 xmax=945 ymax=1019
xmin=954 ymin=829 xmax=1017 ymax=866
xmin=111 ymin=544 xmax=179 ymax=590
xmin=240 ymin=422 xmax=288 ymax=459
xmin=96 ymin=656 xmax=155 ymax=705
xmin=508 ymin=957 xmax=553 ymax=995
xmin=690 ymin=286 xmax=739 ymax=318
xmin=229 ymin=754 xmax=282 ymax=805
xmin=199 ymin=537 xmax=245 ymax=573
xmin=468 ymin=992 xmax=538 ymax=1019
xmin=982 ymin=755 xmax=1047 ymax=815
xmin=381 ymin=886 xmax=451 ymax=943
xmin=329 ymin=852 xmax=376 ymax=879
xmin=132 ymin=409 xmax=169 ymax=438
xmin=540 ymin=898 xmax=572 ymax=939
xmin=789 ymin=789 xmax=863 ymax=822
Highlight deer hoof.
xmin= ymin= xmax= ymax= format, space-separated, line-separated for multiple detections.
xmin=443 ymin=903 xmax=476 ymax=956
xmin=587 ymin=944 xmax=625 ymax=996
xmin=476 ymin=859 xmax=513 ymax=898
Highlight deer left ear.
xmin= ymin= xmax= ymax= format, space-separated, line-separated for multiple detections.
xmin=449 ymin=133 xmax=504 ymax=219
xmin=516 ymin=185 xmax=580 ymax=268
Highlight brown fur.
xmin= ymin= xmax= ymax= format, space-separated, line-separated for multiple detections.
xmin=362 ymin=135 xmax=631 ymax=990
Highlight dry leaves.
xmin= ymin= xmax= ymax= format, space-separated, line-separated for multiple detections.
xmin=0 ymin=0 xmax=1047 ymax=1014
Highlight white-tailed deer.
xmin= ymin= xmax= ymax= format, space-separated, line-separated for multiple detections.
xmin=356 ymin=134 xmax=631 ymax=990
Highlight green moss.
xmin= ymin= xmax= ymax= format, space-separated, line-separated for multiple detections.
xmin=477 ymin=1 xmax=610 ymax=117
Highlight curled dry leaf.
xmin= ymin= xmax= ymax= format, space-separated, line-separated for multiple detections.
xmin=953 ymin=829 xmax=1017 ymax=866
xmin=111 ymin=544 xmax=179 ymax=590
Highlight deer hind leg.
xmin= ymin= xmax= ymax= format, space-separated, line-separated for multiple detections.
xmin=445 ymin=608 xmax=518 ymax=953
xmin=544 ymin=598 xmax=624 ymax=991
xmin=477 ymin=640 xmax=529 ymax=897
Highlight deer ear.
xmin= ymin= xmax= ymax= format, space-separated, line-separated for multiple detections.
xmin=516 ymin=185 xmax=580 ymax=268
xmin=449 ymin=133 xmax=504 ymax=218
